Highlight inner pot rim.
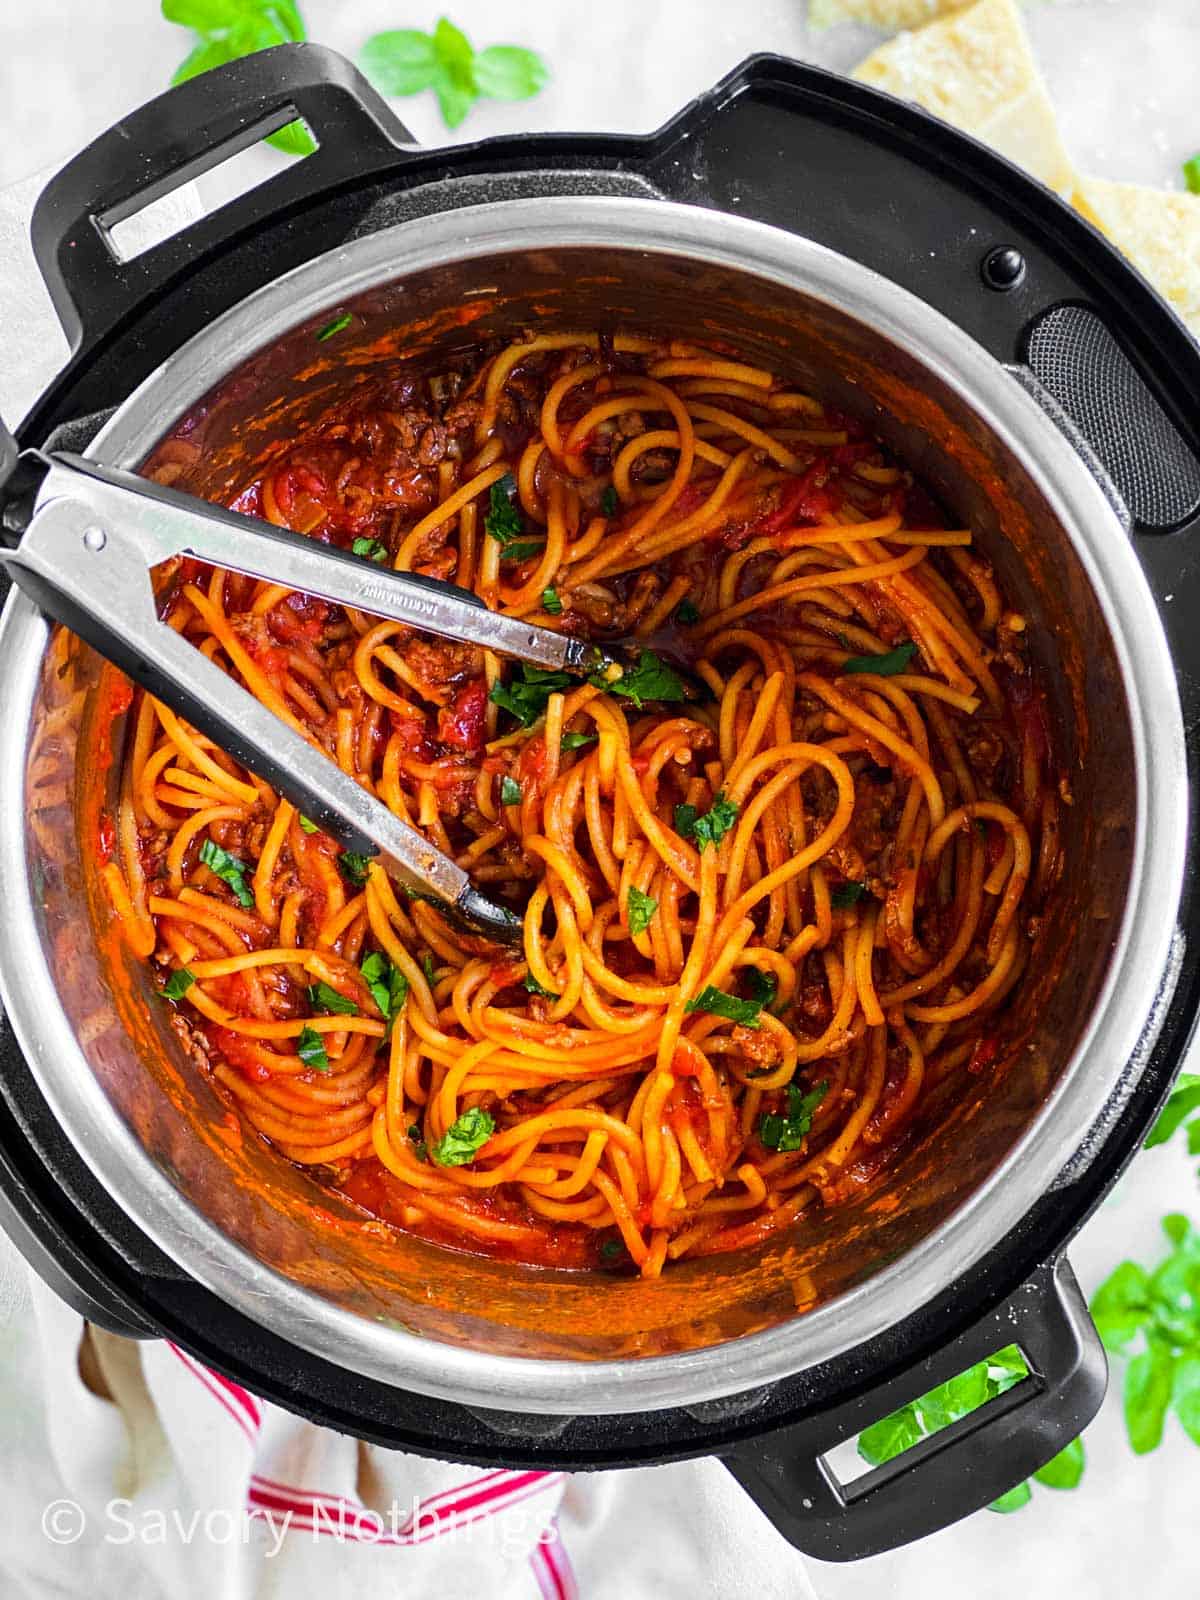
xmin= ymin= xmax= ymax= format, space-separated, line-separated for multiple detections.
xmin=0 ymin=195 xmax=1184 ymax=1414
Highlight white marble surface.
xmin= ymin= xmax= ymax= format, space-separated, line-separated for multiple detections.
xmin=2 ymin=1 xmax=1200 ymax=1594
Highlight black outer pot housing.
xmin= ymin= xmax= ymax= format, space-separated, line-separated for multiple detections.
xmin=3 ymin=44 xmax=1200 ymax=1561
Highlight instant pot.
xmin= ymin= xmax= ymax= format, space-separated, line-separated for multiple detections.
xmin=1 ymin=45 xmax=1199 ymax=1561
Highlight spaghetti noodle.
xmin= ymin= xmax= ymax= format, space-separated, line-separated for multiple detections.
xmin=108 ymin=329 xmax=1062 ymax=1278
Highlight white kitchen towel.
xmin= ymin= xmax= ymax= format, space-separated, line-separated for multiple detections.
xmin=0 ymin=1246 xmax=817 ymax=1600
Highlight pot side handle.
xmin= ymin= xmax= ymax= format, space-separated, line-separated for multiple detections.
xmin=723 ymin=1255 xmax=1105 ymax=1562
xmin=31 ymin=43 xmax=413 ymax=356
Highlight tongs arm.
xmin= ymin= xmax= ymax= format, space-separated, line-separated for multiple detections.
xmin=0 ymin=453 xmax=522 ymax=942
xmin=47 ymin=453 xmax=608 ymax=674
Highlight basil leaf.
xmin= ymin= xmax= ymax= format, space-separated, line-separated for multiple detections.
xmin=916 ymin=1363 xmax=989 ymax=1432
xmin=1146 ymin=1073 xmax=1200 ymax=1148
xmin=170 ymin=36 xmax=233 ymax=87
xmin=524 ymin=971 xmax=559 ymax=1002
xmin=296 ymin=1025 xmax=329 ymax=1074
xmin=161 ymin=967 xmax=195 ymax=1001
xmin=675 ymin=792 xmax=738 ymax=850
xmin=422 ymin=952 xmax=437 ymax=988
xmin=561 ymin=731 xmax=597 ymax=751
xmin=298 ymin=814 xmax=319 ymax=834
xmin=759 ymin=1080 xmax=829 ymax=1152
xmin=599 ymin=1237 xmax=625 ymax=1261
xmin=316 ymin=313 xmax=353 ymax=342
xmin=685 ymin=985 xmax=762 ymax=1029
xmin=471 ymin=45 xmax=548 ymax=100
xmin=987 ymin=1481 xmax=1033 ymax=1514
xmin=360 ymin=952 xmax=408 ymax=1023
xmin=1090 ymin=1260 xmax=1151 ymax=1351
xmin=499 ymin=539 xmax=546 ymax=564
xmin=407 ymin=1122 xmax=428 ymax=1161
xmin=857 ymin=1403 xmax=922 ymax=1467
xmin=627 ymin=886 xmax=658 ymax=936
xmin=1032 ymin=1435 xmax=1085 ymax=1490
xmin=675 ymin=598 xmax=700 ymax=625
xmin=1162 ymin=1212 xmax=1200 ymax=1252
xmin=490 ymin=664 xmax=573 ymax=728
xmin=266 ymin=118 xmax=317 ymax=158
xmin=307 ymin=981 xmax=358 ymax=1016
xmin=842 ymin=641 xmax=916 ymax=676
xmin=986 ymin=1343 xmax=1030 ymax=1394
xmin=541 ymin=587 xmax=563 ymax=615
xmin=434 ymin=77 xmax=476 ymax=129
xmin=500 ymin=775 xmax=522 ymax=806
xmin=483 ymin=474 xmax=524 ymax=545
xmin=1185 ymin=154 xmax=1200 ymax=196
xmin=674 ymin=803 xmax=698 ymax=837
xmin=198 ymin=837 xmax=254 ymax=907
xmin=431 ymin=1105 xmax=495 ymax=1167
xmin=433 ymin=15 xmax=473 ymax=69
xmin=339 ymin=851 xmax=371 ymax=887
xmin=595 ymin=649 xmax=686 ymax=709
xmin=1125 ymin=1342 xmax=1174 ymax=1454
xmin=351 ymin=536 xmax=388 ymax=562
xmin=831 ymin=881 xmax=865 ymax=909
xmin=1172 ymin=1353 xmax=1200 ymax=1447
xmin=600 ymin=485 xmax=619 ymax=517
xmin=744 ymin=968 xmax=778 ymax=1009
xmin=358 ymin=29 xmax=439 ymax=95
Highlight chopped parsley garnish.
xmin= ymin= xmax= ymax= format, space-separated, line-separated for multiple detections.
xmin=685 ymin=984 xmax=763 ymax=1029
xmin=484 ymin=473 xmax=524 ymax=544
xmin=307 ymin=981 xmax=358 ymax=1016
xmin=161 ymin=967 xmax=195 ymax=1001
xmin=500 ymin=775 xmax=522 ymax=806
xmin=351 ymin=536 xmax=388 ymax=562
xmin=675 ymin=792 xmax=738 ymax=850
xmin=627 ymin=885 xmax=658 ymax=936
xmin=489 ymin=663 xmax=573 ymax=727
xmin=759 ymin=1080 xmax=829 ymax=1152
xmin=842 ymin=641 xmax=916 ymax=676
xmin=831 ymin=881 xmax=866 ymax=909
xmin=198 ymin=837 xmax=254 ymax=907
xmin=297 ymin=1025 xmax=330 ymax=1073
xmin=407 ymin=1122 xmax=428 ymax=1162
xmin=541 ymin=587 xmax=563 ymax=615
xmin=1185 ymin=154 xmax=1200 ymax=195
xmin=524 ymin=971 xmax=560 ymax=1002
xmin=431 ymin=1106 xmax=495 ymax=1167
xmin=422 ymin=952 xmax=437 ymax=988
xmin=745 ymin=968 xmax=778 ymax=1009
xmin=594 ymin=649 xmax=686 ymax=709
xmin=561 ymin=730 xmax=597 ymax=751
xmin=338 ymin=851 xmax=372 ymax=887
xmin=298 ymin=815 xmax=319 ymax=834
xmin=600 ymin=485 xmax=619 ymax=517
xmin=316 ymin=312 xmax=353 ymax=342
xmin=675 ymin=598 xmax=700 ymax=625
xmin=360 ymin=951 xmax=408 ymax=1022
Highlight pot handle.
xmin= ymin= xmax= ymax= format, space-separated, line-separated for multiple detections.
xmin=31 ymin=44 xmax=412 ymax=354
xmin=723 ymin=1255 xmax=1105 ymax=1562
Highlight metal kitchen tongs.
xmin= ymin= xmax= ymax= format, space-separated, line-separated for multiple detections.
xmin=0 ymin=423 xmax=646 ymax=945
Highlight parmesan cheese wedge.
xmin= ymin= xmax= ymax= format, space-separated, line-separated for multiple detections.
xmin=1074 ymin=178 xmax=1200 ymax=339
xmin=810 ymin=0 xmax=972 ymax=28
xmin=851 ymin=0 xmax=1075 ymax=196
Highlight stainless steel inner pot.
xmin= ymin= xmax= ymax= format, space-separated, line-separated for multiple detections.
xmin=0 ymin=197 xmax=1185 ymax=1414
